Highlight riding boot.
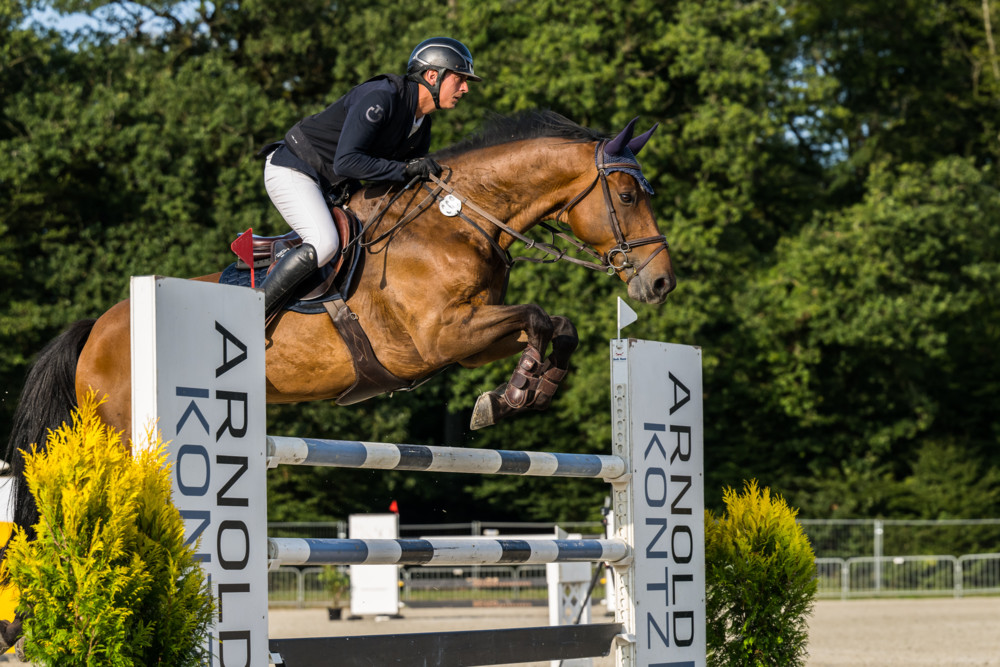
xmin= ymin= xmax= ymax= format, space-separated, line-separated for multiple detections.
xmin=261 ymin=243 xmax=318 ymax=321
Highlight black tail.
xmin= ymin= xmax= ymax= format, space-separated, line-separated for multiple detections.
xmin=2 ymin=319 xmax=96 ymax=580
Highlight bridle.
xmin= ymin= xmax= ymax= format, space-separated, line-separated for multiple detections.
xmin=346 ymin=140 xmax=669 ymax=283
xmin=549 ymin=140 xmax=670 ymax=281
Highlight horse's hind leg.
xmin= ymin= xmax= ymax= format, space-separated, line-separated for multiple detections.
xmin=470 ymin=316 xmax=579 ymax=430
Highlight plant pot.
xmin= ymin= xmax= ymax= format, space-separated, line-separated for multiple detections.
xmin=327 ymin=606 xmax=343 ymax=620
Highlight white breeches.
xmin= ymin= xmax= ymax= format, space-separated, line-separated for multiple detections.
xmin=264 ymin=152 xmax=340 ymax=266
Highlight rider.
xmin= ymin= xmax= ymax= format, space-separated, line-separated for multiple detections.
xmin=260 ymin=37 xmax=482 ymax=320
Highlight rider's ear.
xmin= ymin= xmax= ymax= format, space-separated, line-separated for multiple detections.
xmin=424 ymin=69 xmax=439 ymax=86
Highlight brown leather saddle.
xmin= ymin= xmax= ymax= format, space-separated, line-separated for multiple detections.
xmin=237 ymin=207 xmax=353 ymax=297
xmin=233 ymin=207 xmax=421 ymax=406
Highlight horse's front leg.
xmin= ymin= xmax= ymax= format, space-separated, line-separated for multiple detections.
xmin=465 ymin=315 xmax=579 ymax=431
xmin=408 ymin=302 xmax=579 ymax=430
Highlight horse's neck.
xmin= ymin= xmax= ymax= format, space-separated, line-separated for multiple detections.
xmin=348 ymin=140 xmax=592 ymax=246
xmin=443 ymin=140 xmax=593 ymax=244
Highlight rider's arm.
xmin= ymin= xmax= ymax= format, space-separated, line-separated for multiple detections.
xmin=333 ymin=89 xmax=408 ymax=182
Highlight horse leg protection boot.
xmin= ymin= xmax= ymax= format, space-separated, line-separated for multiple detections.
xmin=530 ymin=361 xmax=568 ymax=411
xmin=262 ymin=243 xmax=318 ymax=321
xmin=503 ymin=344 xmax=544 ymax=409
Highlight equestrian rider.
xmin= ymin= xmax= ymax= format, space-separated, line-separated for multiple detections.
xmin=260 ymin=37 xmax=481 ymax=320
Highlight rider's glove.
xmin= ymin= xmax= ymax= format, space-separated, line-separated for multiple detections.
xmin=403 ymin=157 xmax=443 ymax=181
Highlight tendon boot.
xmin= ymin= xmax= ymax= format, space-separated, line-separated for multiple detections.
xmin=261 ymin=243 xmax=318 ymax=323
xmin=529 ymin=361 xmax=568 ymax=411
xmin=502 ymin=344 xmax=544 ymax=409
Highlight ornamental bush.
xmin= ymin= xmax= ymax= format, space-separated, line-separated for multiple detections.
xmin=4 ymin=392 xmax=214 ymax=666
xmin=705 ymin=480 xmax=816 ymax=667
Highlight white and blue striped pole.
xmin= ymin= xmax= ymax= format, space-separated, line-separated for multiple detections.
xmin=267 ymin=537 xmax=629 ymax=567
xmin=266 ymin=436 xmax=627 ymax=480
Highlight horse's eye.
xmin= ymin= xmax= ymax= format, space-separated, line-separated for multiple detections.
xmin=619 ymin=192 xmax=635 ymax=205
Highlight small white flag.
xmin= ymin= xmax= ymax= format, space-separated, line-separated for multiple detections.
xmin=617 ymin=297 xmax=638 ymax=339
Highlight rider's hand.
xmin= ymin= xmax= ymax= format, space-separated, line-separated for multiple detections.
xmin=403 ymin=157 xmax=443 ymax=181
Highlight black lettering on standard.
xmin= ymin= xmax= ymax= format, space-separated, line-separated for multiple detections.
xmin=645 ymin=518 xmax=669 ymax=558
xmin=668 ymin=372 xmax=690 ymax=415
xmin=176 ymin=444 xmax=210 ymax=496
xmin=216 ymin=390 xmax=248 ymax=440
xmin=673 ymin=610 xmax=695 ymax=647
xmin=672 ymin=573 xmax=694 ymax=601
xmin=670 ymin=475 xmax=692 ymax=515
xmin=670 ymin=425 xmax=691 ymax=463
xmin=218 ymin=520 xmax=250 ymax=570
xmin=217 ymin=455 xmax=249 ymax=507
xmin=180 ymin=509 xmax=211 ymax=562
xmin=647 ymin=613 xmax=670 ymax=649
xmin=215 ymin=321 xmax=248 ymax=378
xmin=671 ymin=525 xmax=693 ymax=564
xmin=218 ymin=583 xmax=251 ymax=623
xmin=218 ymin=630 xmax=251 ymax=667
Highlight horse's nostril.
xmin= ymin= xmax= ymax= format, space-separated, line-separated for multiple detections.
xmin=653 ymin=276 xmax=675 ymax=295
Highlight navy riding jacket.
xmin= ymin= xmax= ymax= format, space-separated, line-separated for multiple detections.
xmin=275 ymin=74 xmax=432 ymax=186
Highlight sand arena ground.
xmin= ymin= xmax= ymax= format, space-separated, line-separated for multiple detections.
xmin=265 ymin=596 xmax=1000 ymax=667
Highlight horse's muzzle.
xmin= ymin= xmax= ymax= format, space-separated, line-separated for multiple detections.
xmin=627 ymin=270 xmax=676 ymax=304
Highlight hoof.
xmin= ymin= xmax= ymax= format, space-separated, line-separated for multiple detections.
xmin=14 ymin=637 xmax=25 ymax=661
xmin=470 ymin=392 xmax=500 ymax=430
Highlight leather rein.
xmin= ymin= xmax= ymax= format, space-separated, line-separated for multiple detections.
xmin=344 ymin=140 xmax=669 ymax=283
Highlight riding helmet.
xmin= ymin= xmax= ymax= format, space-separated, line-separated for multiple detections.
xmin=407 ymin=37 xmax=482 ymax=82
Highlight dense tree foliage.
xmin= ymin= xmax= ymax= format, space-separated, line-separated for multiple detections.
xmin=3 ymin=0 xmax=999 ymax=525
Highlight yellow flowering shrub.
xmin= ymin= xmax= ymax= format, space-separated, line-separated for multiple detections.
xmin=4 ymin=392 xmax=214 ymax=666
xmin=705 ymin=480 xmax=817 ymax=667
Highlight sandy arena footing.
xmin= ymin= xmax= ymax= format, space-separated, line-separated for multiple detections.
xmin=266 ymin=596 xmax=1000 ymax=667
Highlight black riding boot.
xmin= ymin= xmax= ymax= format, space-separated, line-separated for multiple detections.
xmin=261 ymin=243 xmax=318 ymax=321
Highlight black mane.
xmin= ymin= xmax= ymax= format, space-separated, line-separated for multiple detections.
xmin=434 ymin=110 xmax=605 ymax=159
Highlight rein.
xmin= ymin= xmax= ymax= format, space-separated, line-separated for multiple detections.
xmin=346 ymin=140 xmax=669 ymax=282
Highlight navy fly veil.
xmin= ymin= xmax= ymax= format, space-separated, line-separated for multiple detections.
xmin=598 ymin=143 xmax=654 ymax=195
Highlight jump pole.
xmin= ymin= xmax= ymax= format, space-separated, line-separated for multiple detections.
xmin=130 ymin=276 xmax=706 ymax=667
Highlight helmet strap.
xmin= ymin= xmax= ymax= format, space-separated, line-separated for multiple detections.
xmin=409 ymin=70 xmax=444 ymax=110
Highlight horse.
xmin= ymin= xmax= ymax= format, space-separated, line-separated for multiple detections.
xmin=1 ymin=110 xmax=673 ymax=645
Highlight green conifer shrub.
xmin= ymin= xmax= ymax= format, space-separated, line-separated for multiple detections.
xmin=4 ymin=393 xmax=214 ymax=666
xmin=705 ymin=480 xmax=817 ymax=666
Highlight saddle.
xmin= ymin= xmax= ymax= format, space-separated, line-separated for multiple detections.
xmin=236 ymin=207 xmax=354 ymax=297
xmin=222 ymin=206 xmax=419 ymax=406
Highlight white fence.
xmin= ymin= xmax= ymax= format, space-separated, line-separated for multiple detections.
xmin=269 ymin=552 xmax=1000 ymax=606
xmin=815 ymin=553 xmax=1000 ymax=598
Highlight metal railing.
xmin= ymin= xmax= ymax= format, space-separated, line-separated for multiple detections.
xmin=813 ymin=553 xmax=1000 ymax=599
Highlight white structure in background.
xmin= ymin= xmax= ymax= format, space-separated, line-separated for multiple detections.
xmin=547 ymin=529 xmax=592 ymax=667
xmin=349 ymin=513 xmax=400 ymax=617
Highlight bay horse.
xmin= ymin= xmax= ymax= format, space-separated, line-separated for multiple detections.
xmin=1 ymin=111 xmax=673 ymax=645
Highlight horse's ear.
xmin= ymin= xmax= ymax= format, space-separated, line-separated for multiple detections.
xmin=605 ymin=117 xmax=639 ymax=156
xmin=627 ymin=123 xmax=659 ymax=156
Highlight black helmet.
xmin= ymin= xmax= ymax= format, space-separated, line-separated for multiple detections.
xmin=407 ymin=37 xmax=482 ymax=82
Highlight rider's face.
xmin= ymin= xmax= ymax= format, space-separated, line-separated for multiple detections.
xmin=436 ymin=71 xmax=470 ymax=109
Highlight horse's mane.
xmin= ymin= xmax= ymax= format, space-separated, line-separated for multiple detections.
xmin=434 ymin=110 xmax=605 ymax=159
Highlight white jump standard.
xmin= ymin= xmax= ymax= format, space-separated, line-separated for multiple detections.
xmin=129 ymin=276 xmax=706 ymax=667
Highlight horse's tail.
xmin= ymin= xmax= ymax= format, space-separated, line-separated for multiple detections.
xmin=1 ymin=319 xmax=96 ymax=581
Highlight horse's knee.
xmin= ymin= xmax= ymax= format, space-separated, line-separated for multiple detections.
xmin=550 ymin=316 xmax=579 ymax=350
xmin=523 ymin=305 xmax=555 ymax=351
